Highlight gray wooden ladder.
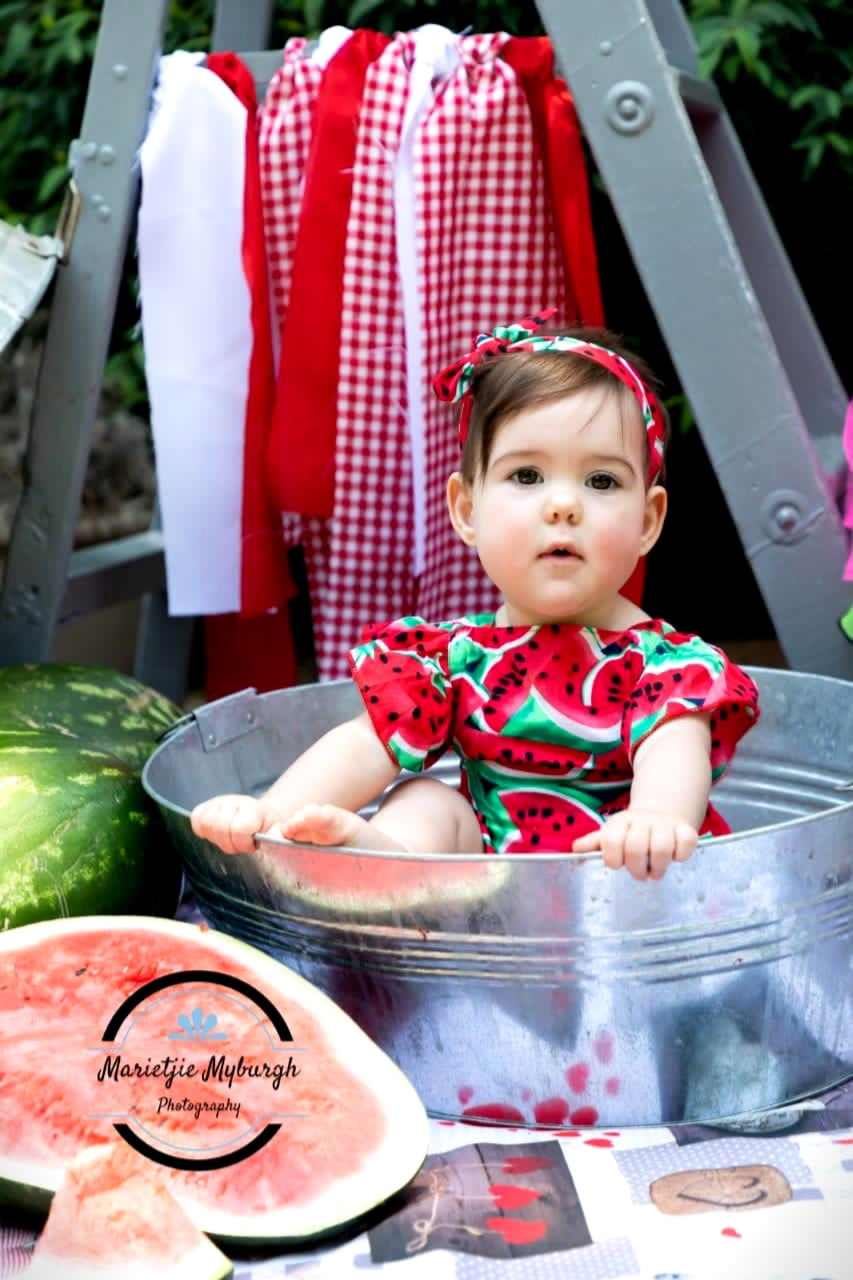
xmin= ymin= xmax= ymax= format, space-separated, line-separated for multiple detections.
xmin=0 ymin=0 xmax=849 ymax=699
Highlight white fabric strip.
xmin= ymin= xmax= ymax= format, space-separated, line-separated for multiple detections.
xmin=138 ymin=51 xmax=249 ymax=615
xmin=310 ymin=24 xmax=353 ymax=69
xmin=393 ymin=26 xmax=461 ymax=576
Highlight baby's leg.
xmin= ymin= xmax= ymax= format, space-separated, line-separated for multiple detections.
xmin=279 ymin=778 xmax=484 ymax=854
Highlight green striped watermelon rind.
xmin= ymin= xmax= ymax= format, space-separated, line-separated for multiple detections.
xmin=0 ymin=664 xmax=181 ymax=770
xmin=0 ymin=915 xmax=430 ymax=1247
xmin=0 ymin=664 xmax=184 ymax=927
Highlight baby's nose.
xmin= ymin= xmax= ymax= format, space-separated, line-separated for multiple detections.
xmin=545 ymin=485 xmax=581 ymax=521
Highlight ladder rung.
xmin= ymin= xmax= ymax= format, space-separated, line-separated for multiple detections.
xmin=61 ymin=531 xmax=166 ymax=621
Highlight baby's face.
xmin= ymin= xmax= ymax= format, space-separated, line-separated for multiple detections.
xmin=449 ymin=386 xmax=665 ymax=628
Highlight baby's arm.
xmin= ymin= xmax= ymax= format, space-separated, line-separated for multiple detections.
xmin=572 ymin=713 xmax=712 ymax=880
xmin=190 ymin=712 xmax=399 ymax=854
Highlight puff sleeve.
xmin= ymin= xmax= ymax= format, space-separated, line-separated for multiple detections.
xmin=348 ymin=617 xmax=456 ymax=772
xmin=622 ymin=630 xmax=760 ymax=779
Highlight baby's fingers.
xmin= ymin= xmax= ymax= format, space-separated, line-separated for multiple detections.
xmin=646 ymin=820 xmax=677 ymax=880
xmin=591 ymin=816 xmax=633 ymax=872
xmin=622 ymin=819 xmax=657 ymax=880
xmin=571 ymin=830 xmax=603 ymax=854
xmin=672 ymin=821 xmax=699 ymax=864
xmin=190 ymin=795 xmax=265 ymax=855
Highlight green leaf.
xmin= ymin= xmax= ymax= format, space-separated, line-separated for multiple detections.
xmin=792 ymin=135 xmax=825 ymax=174
xmin=35 ymin=164 xmax=70 ymax=207
xmin=302 ymin=0 xmax=324 ymax=32
xmin=733 ymin=25 xmax=761 ymax=70
xmin=0 ymin=20 xmax=33 ymax=70
xmin=347 ymin=0 xmax=387 ymax=25
xmin=824 ymin=130 xmax=853 ymax=155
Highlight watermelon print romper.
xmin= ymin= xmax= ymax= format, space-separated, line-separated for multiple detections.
xmin=348 ymin=615 xmax=760 ymax=854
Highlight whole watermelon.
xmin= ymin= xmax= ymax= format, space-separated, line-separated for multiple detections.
xmin=0 ymin=664 xmax=184 ymax=929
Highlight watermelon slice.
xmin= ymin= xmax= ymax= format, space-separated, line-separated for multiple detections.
xmin=27 ymin=1143 xmax=232 ymax=1279
xmin=0 ymin=916 xmax=428 ymax=1246
xmin=253 ymin=837 xmax=511 ymax=916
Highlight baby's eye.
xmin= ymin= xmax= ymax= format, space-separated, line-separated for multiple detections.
xmin=511 ymin=467 xmax=542 ymax=486
xmin=587 ymin=472 xmax=619 ymax=491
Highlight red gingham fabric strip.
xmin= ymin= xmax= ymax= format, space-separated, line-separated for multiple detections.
xmin=258 ymin=38 xmax=323 ymax=551
xmin=267 ymin=30 xmax=391 ymax=518
xmin=259 ymin=30 xmax=604 ymax=679
xmin=305 ymin=35 xmax=416 ymax=679
xmin=411 ymin=33 xmax=573 ymax=631
xmin=501 ymin=36 xmax=605 ymax=327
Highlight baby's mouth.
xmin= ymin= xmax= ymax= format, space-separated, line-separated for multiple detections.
xmin=540 ymin=545 xmax=580 ymax=559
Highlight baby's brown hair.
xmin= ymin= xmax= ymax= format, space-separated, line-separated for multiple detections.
xmin=458 ymin=327 xmax=670 ymax=487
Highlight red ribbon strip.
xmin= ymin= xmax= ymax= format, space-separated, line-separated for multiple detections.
xmin=266 ymin=30 xmax=391 ymax=518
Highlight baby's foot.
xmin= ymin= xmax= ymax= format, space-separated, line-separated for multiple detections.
xmin=278 ymin=804 xmax=404 ymax=852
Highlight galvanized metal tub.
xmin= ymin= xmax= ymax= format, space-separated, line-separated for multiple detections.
xmin=142 ymin=667 xmax=852 ymax=1128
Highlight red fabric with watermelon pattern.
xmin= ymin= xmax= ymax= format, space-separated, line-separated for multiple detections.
xmin=349 ymin=615 xmax=759 ymax=854
xmin=350 ymin=620 xmax=455 ymax=773
xmin=620 ymin=631 xmax=760 ymax=780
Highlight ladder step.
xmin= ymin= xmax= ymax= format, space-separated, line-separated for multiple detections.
xmin=61 ymin=531 xmax=166 ymax=621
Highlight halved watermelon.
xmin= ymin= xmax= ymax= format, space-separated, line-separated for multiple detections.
xmin=0 ymin=915 xmax=429 ymax=1245
xmin=27 ymin=1143 xmax=232 ymax=1279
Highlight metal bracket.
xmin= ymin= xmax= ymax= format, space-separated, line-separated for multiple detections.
xmin=55 ymin=177 xmax=81 ymax=265
xmin=191 ymin=687 xmax=265 ymax=752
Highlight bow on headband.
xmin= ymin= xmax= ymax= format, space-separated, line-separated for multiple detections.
xmin=433 ymin=309 xmax=666 ymax=486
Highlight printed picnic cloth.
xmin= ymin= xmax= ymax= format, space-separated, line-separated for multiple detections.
xmin=4 ymin=1103 xmax=850 ymax=1278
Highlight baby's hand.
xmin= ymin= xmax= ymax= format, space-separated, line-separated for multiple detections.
xmin=571 ymin=808 xmax=698 ymax=880
xmin=190 ymin=794 xmax=270 ymax=855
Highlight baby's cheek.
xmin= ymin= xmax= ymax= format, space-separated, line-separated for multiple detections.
xmin=598 ymin=522 xmax=643 ymax=572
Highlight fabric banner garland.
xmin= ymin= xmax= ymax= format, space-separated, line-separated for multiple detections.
xmin=259 ymin=27 xmax=609 ymax=680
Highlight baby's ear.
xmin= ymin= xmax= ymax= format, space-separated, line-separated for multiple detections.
xmin=640 ymin=483 xmax=667 ymax=555
xmin=447 ymin=472 xmax=477 ymax=546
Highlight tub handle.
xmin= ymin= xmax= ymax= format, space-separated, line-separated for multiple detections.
xmin=191 ymin=687 xmax=265 ymax=752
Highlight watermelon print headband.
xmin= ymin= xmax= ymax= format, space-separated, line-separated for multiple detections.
xmin=433 ymin=309 xmax=666 ymax=486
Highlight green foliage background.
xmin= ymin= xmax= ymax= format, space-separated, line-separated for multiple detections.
xmin=1 ymin=0 xmax=849 ymax=635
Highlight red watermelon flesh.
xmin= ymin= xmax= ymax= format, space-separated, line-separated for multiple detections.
xmin=28 ymin=1142 xmax=232 ymax=1279
xmin=0 ymin=916 xmax=428 ymax=1244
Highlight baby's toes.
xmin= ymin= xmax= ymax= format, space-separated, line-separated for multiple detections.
xmin=282 ymin=804 xmax=362 ymax=847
